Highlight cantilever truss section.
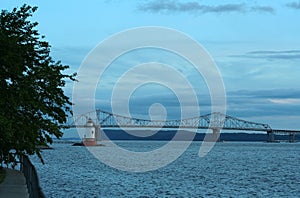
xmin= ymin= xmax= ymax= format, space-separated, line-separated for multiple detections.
xmin=67 ymin=109 xmax=272 ymax=132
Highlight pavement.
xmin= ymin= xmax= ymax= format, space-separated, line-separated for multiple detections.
xmin=0 ymin=168 xmax=29 ymax=198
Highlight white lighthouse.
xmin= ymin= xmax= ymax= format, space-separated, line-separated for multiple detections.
xmin=82 ymin=118 xmax=97 ymax=146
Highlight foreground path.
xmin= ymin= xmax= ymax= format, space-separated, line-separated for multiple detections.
xmin=0 ymin=168 xmax=29 ymax=198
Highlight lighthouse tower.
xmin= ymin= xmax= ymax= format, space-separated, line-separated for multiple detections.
xmin=82 ymin=118 xmax=97 ymax=146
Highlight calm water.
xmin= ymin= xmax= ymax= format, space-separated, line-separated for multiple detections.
xmin=31 ymin=141 xmax=300 ymax=197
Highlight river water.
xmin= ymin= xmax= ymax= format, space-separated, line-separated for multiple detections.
xmin=31 ymin=141 xmax=300 ymax=197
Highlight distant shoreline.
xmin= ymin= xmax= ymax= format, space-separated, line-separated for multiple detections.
xmin=58 ymin=130 xmax=300 ymax=142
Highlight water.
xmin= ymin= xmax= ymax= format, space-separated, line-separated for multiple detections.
xmin=31 ymin=141 xmax=300 ymax=197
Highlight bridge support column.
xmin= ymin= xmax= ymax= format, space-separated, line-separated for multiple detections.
xmin=267 ymin=131 xmax=275 ymax=142
xmin=289 ymin=132 xmax=295 ymax=143
xmin=206 ymin=128 xmax=221 ymax=142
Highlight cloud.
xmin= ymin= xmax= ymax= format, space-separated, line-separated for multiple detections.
xmin=96 ymin=88 xmax=300 ymax=119
xmin=92 ymin=87 xmax=300 ymax=129
xmin=52 ymin=46 xmax=91 ymax=67
xmin=228 ymin=89 xmax=300 ymax=100
xmin=251 ymin=6 xmax=275 ymax=14
xmin=248 ymin=50 xmax=300 ymax=54
xmin=268 ymin=98 xmax=300 ymax=104
xmin=138 ymin=1 xmax=274 ymax=14
xmin=286 ymin=1 xmax=300 ymax=9
xmin=226 ymin=89 xmax=300 ymax=118
xmin=231 ymin=50 xmax=300 ymax=60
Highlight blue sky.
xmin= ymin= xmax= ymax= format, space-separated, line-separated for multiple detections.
xmin=2 ymin=0 xmax=300 ymax=130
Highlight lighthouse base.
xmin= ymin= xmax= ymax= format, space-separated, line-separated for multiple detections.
xmin=82 ymin=138 xmax=97 ymax=146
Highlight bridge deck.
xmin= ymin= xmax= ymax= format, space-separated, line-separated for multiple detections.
xmin=67 ymin=125 xmax=300 ymax=133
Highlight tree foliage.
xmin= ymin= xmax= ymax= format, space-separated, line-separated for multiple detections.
xmin=0 ymin=5 xmax=75 ymax=165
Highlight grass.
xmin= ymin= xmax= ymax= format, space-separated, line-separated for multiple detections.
xmin=0 ymin=167 xmax=6 ymax=184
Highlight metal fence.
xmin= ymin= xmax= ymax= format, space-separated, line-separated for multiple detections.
xmin=21 ymin=155 xmax=46 ymax=198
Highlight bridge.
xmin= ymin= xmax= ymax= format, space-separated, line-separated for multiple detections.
xmin=67 ymin=109 xmax=300 ymax=143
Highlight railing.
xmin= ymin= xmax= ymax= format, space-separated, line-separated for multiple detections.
xmin=20 ymin=155 xmax=46 ymax=198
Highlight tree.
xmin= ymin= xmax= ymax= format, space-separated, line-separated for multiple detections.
xmin=0 ymin=4 xmax=75 ymax=165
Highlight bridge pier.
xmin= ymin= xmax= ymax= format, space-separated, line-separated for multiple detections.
xmin=289 ymin=132 xmax=295 ymax=143
xmin=267 ymin=131 xmax=275 ymax=142
xmin=205 ymin=128 xmax=221 ymax=142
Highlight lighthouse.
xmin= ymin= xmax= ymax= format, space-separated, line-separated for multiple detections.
xmin=82 ymin=118 xmax=97 ymax=146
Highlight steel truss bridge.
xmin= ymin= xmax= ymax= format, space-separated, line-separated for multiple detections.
xmin=67 ymin=109 xmax=300 ymax=142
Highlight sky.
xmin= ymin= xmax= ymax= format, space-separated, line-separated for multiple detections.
xmin=1 ymin=0 xmax=300 ymax=130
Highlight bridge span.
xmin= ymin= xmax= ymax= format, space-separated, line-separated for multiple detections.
xmin=66 ymin=109 xmax=300 ymax=143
